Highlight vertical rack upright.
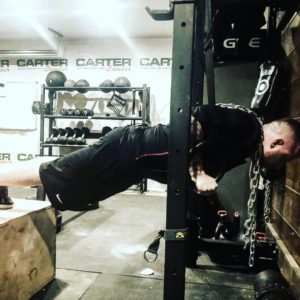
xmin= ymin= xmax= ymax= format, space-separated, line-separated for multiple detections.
xmin=164 ymin=1 xmax=200 ymax=300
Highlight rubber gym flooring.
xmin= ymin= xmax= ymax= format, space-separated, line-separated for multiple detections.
xmin=10 ymin=188 xmax=256 ymax=300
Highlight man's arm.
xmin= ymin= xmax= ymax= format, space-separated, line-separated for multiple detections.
xmin=189 ymin=118 xmax=218 ymax=195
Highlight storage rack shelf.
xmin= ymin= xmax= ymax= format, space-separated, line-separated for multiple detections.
xmin=44 ymin=115 xmax=143 ymax=120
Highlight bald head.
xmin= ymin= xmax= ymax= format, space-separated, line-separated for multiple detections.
xmin=262 ymin=118 xmax=300 ymax=169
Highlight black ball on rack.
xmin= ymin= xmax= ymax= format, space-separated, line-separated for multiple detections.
xmin=46 ymin=70 xmax=67 ymax=87
xmin=99 ymin=79 xmax=114 ymax=93
xmin=114 ymin=76 xmax=131 ymax=94
xmin=75 ymin=79 xmax=90 ymax=93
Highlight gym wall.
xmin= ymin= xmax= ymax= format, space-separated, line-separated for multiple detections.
xmin=0 ymin=38 xmax=172 ymax=191
xmin=270 ymin=15 xmax=300 ymax=299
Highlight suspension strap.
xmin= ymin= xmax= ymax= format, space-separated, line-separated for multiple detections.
xmin=144 ymin=230 xmax=164 ymax=262
xmin=204 ymin=0 xmax=216 ymax=110
xmin=144 ymin=228 xmax=188 ymax=262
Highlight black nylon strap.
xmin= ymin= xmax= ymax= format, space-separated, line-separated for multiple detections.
xmin=144 ymin=228 xmax=188 ymax=262
xmin=204 ymin=0 xmax=216 ymax=110
xmin=144 ymin=230 xmax=164 ymax=262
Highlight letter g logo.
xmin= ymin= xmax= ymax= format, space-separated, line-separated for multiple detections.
xmin=223 ymin=38 xmax=238 ymax=48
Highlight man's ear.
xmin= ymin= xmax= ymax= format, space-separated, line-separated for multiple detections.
xmin=270 ymin=138 xmax=284 ymax=148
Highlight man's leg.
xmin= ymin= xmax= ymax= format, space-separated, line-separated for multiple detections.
xmin=0 ymin=156 xmax=56 ymax=187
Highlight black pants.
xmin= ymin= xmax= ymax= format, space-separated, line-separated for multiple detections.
xmin=39 ymin=126 xmax=143 ymax=211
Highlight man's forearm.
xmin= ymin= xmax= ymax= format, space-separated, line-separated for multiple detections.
xmin=191 ymin=117 xmax=203 ymax=146
xmin=189 ymin=119 xmax=218 ymax=194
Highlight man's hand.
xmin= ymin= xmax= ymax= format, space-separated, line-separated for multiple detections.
xmin=189 ymin=167 xmax=218 ymax=195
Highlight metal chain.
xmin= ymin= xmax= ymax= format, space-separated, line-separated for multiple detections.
xmin=216 ymin=103 xmax=264 ymax=268
xmin=244 ymin=150 xmax=261 ymax=268
xmin=264 ymin=180 xmax=272 ymax=223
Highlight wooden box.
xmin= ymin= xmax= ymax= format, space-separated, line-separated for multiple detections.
xmin=0 ymin=199 xmax=56 ymax=300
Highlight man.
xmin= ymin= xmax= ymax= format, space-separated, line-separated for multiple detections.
xmin=0 ymin=103 xmax=299 ymax=210
xmin=189 ymin=104 xmax=300 ymax=193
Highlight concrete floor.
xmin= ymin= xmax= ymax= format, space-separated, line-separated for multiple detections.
xmin=10 ymin=188 xmax=256 ymax=300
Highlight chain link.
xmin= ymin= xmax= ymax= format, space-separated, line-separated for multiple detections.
xmin=264 ymin=180 xmax=272 ymax=223
xmin=244 ymin=153 xmax=261 ymax=268
xmin=216 ymin=103 xmax=264 ymax=268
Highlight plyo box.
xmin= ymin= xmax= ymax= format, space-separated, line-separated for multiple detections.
xmin=0 ymin=199 xmax=56 ymax=300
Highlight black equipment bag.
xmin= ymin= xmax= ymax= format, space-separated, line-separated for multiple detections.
xmin=212 ymin=5 xmax=267 ymax=62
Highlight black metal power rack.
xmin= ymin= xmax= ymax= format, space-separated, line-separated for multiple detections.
xmin=147 ymin=1 xmax=298 ymax=299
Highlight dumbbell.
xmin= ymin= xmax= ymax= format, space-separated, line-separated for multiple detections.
xmin=74 ymin=108 xmax=83 ymax=116
xmin=76 ymin=127 xmax=90 ymax=145
xmin=66 ymin=109 xmax=75 ymax=116
xmin=60 ymin=108 xmax=67 ymax=116
xmin=82 ymin=108 xmax=94 ymax=116
xmin=67 ymin=127 xmax=81 ymax=145
xmin=43 ymin=103 xmax=51 ymax=115
xmin=45 ymin=129 xmax=59 ymax=144
xmin=60 ymin=108 xmax=74 ymax=116
xmin=32 ymin=101 xmax=42 ymax=114
xmin=51 ymin=128 xmax=66 ymax=144
xmin=57 ymin=127 xmax=74 ymax=144
xmin=32 ymin=101 xmax=52 ymax=115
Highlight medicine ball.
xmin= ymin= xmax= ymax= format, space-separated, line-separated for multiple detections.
xmin=114 ymin=76 xmax=131 ymax=93
xmin=253 ymin=270 xmax=290 ymax=300
xmin=75 ymin=79 xmax=90 ymax=93
xmin=99 ymin=79 xmax=114 ymax=93
xmin=46 ymin=70 xmax=67 ymax=87
xmin=64 ymin=79 xmax=76 ymax=91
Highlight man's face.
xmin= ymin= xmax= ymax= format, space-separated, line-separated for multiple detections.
xmin=263 ymin=128 xmax=300 ymax=170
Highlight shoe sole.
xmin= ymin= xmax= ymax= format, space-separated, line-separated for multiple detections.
xmin=0 ymin=204 xmax=14 ymax=209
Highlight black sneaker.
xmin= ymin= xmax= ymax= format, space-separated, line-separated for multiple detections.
xmin=0 ymin=186 xmax=14 ymax=209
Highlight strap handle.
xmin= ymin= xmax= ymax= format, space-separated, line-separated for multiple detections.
xmin=144 ymin=228 xmax=188 ymax=262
